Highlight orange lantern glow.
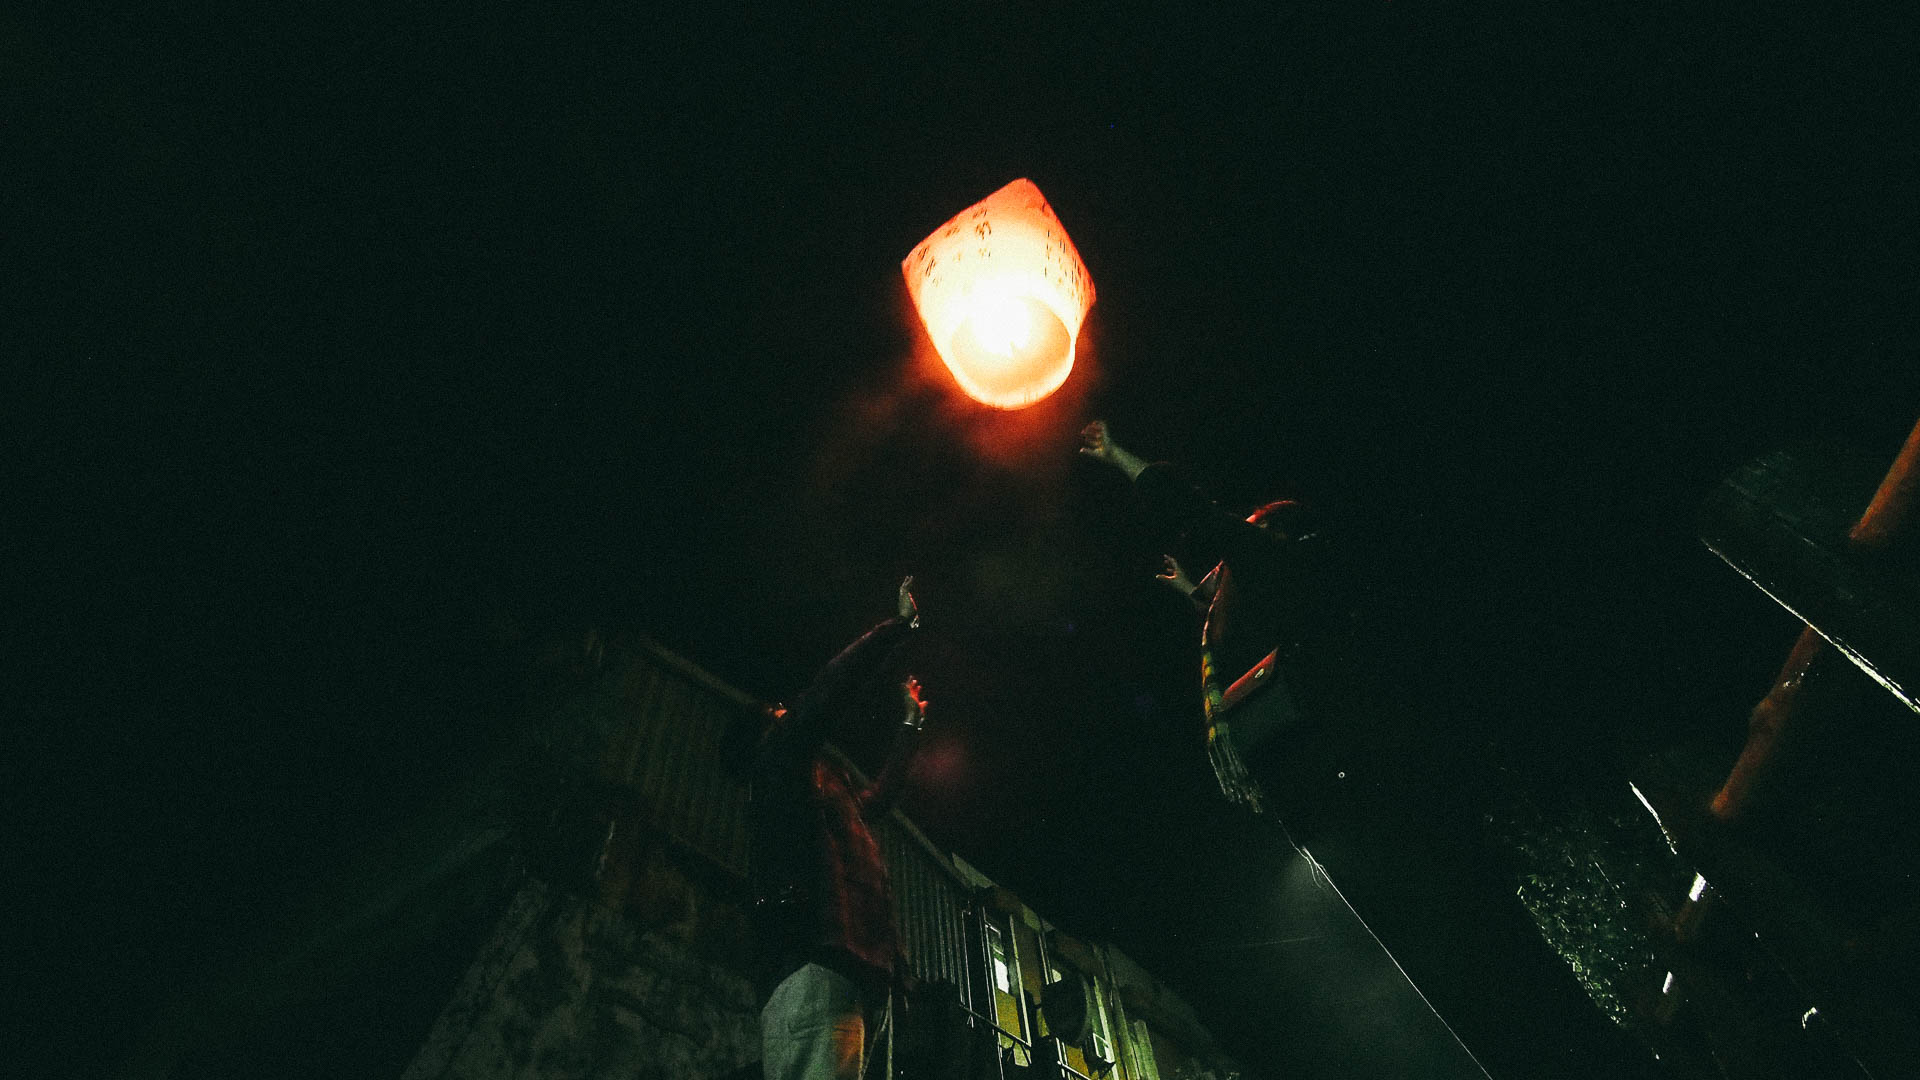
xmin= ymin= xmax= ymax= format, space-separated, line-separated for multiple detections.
xmin=902 ymin=179 xmax=1095 ymax=409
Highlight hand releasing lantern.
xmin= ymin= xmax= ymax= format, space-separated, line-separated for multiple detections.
xmin=902 ymin=179 xmax=1095 ymax=410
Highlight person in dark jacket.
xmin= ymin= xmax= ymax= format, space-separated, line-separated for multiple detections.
xmin=1079 ymin=420 xmax=1337 ymax=819
xmin=737 ymin=577 xmax=929 ymax=1080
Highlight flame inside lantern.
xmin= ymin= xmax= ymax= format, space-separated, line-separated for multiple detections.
xmin=902 ymin=179 xmax=1095 ymax=409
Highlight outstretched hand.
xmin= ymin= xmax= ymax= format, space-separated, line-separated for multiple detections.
xmin=900 ymin=675 xmax=929 ymax=730
xmin=1078 ymin=419 xmax=1149 ymax=480
xmin=897 ymin=575 xmax=919 ymax=627
xmin=1155 ymin=555 xmax=1197 ymax=595
xmin=1078 ymin=420 xmax=1115 ymax=463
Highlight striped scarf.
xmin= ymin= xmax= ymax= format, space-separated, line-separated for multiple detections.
xmin=1201 ymin=585 xmax=1266 ymax=813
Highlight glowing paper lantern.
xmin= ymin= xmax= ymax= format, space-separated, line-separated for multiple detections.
xmin=902 ymin=179 xmax=1095 ymax=409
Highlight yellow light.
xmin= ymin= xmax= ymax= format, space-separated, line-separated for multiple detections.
xmin=902 ymin=179 xmax=1095 ymax=409
xmin=969 ymin=293 xmax=1037 ymax=354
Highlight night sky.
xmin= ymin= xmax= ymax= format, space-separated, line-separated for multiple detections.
xmin=11 ymin=7 xmax=1920 ymax=1078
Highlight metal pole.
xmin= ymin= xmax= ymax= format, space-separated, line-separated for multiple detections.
xmin=1711 ymin=414 xmax=1920 ymax=822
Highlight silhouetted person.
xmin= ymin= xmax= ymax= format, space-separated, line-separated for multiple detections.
xmin=733 ymin=577 xmax=929 ymax=1080
xmin=1080 ymin=420 xmax=1336 ymax=821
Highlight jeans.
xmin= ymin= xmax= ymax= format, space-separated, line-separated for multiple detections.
xmin=762 ymin=962 xmax=869 ymax=1080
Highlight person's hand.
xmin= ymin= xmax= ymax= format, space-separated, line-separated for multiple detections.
xmin=897 ymin=575 xmax=920 ymax=627
xmin=1078 ymin=420 xmax=1115 ymax=463
xmin=900 ymin=675 xmax=929 ymax=730
xmin=1078 ymin=419 xmax=1149 ymax=480
xmin=1155 ymin=555 xmax=1196 ymax=595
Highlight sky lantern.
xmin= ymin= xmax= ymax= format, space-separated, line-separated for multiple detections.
xmin=902 ymin=179 xmax=1095 ymax=409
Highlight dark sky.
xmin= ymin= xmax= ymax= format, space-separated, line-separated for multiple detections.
xmin=11 ymin=6 xmax=1920 ymax=1078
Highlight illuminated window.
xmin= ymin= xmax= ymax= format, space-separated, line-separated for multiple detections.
xmin=983 ymin=917 xmax=1030 ymax=1065
xmin=986 ymin=921 xmax=1013 ymax=992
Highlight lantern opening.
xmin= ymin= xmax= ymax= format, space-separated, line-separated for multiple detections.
xmin=970 ymin=293 xmax=1042 ymax=355
xmin=944 ymin=295 xmax=1072 ymax=409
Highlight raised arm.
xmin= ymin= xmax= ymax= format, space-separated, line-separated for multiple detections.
xmin=1129 ymin=454 xmax=1289 ymax=576
xmin=861 ymin=675 xmax=929 ymax=818
xmin=1079 ymin=420 xmax=1151 ymax=481
xmin=1157 ymin=555 xmax=1215 ymax=612
xmin=771 ymin=577 xmax=921 ymax=762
